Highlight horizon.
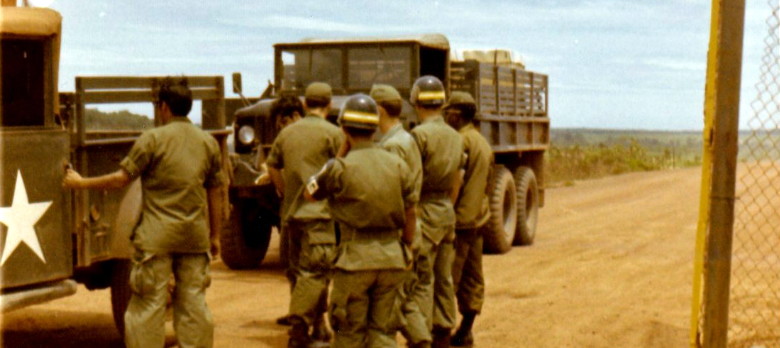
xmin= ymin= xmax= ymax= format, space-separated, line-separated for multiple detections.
xmin=49 ymin=0 xmax=769 ymax=131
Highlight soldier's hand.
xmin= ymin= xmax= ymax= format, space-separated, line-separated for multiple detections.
xmin=62 ymin=168 xmax=83 ymax=189
xmin=210 ymin=238 xmax=220 ymax=258
xmin=255 ymin=172 xmax=271 ymax=185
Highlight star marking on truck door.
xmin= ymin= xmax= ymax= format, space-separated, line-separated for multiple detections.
xmin=0 ymin=170 xmax=52 ymax=266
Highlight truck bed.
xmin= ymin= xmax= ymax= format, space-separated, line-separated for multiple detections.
xmin=451 ymin=60 xmax=550 ymax=154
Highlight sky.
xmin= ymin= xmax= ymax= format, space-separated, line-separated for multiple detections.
xmin=47 ymin=0 xmax=770 ymax=130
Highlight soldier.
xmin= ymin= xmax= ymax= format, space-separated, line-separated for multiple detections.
xmin=272 ymin=94 xmax=304 ymax=132
xmin=63 ymin=78 xmax=226 ymax=348
xmin=405 ymin=75 xmax=465 ymax=348
xmin=258 ymin=93 xmax=304 ymax=326
xmin=371 ymin=84 xmax=422 ymax=201
xmin=266 ymin=82 xmax=343 ymax=347
xmin=369 ymin=84 xmax=427 ymax=347
xmin=304 ymin=93 xmax=417 ymax=347
xmin=444 ymin=92 xmax=493 ymax=347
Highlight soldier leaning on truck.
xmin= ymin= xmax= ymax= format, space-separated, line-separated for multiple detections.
xmin=63 ymin=78 xmax=226 ymax=348
xmin=404 ymin=75 xmax=466 ymax=348
xmin=305 ymin=93 xmax=418 ymax=348
xmin=444 ymin=92 xmax=493 ymax=347
xmin=265 ymin=82 xmax=344 ymax=347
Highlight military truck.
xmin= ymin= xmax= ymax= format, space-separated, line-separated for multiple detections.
xmin=221 ymin=33 xmax=548 ymax=268
xmin=0 ymin=5 xmax=230 ymax=335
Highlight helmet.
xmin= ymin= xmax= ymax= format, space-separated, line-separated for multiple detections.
xmin=410 ymin=75 xmax=446 ymax=107
xmin=338 ymin=93 xmax=379 ymax=130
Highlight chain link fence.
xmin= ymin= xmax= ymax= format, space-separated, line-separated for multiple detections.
xmin=729 ymin=1 xmax=780 ymax=346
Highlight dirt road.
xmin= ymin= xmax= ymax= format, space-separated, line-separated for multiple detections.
xmin=0 ymin=167 xmax=700 ymax=347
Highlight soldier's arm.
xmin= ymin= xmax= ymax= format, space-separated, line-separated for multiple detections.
xmin=304 ymin=159 xmax=337 ymax=202
xmin=207 ymin=185 xmax=224 ymax=257
xmin=268 ymin=166 xmax=284 ymax=197
xmin=63 ymin=168 xmax=131 ymax=190
xmin=402 ymin=203 xmax=416 ymax=246
xmin=449 ymin=169 xmax=465 ymax=203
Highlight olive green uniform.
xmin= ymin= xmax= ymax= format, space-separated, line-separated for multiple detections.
xmin=311 ymin=142 xmax=417 ymax=347
xmin=119 ymin=117 xmax=226 ymax=348
xmin=378 ymin=123 xmax=423 ymax=197
xmin=266 ymin=114 xmax=343 ymax=326
xmin=451 ymin=123 xmax=492 ymax=315
xmin=405 ymin=115 xmax=464 ymax=339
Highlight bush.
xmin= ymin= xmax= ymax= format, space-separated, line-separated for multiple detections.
xmin=545 ymin=137 xmax=701 ymax=185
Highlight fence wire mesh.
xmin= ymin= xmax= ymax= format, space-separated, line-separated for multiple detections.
xmin=728 ymin=1 xmax=780 ymax=346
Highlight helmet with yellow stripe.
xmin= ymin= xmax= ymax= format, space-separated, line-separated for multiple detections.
xmin=410 ymin=75 xmax=446 ymax=107
xmin=338 ymin=93 xmax=379 ymax=130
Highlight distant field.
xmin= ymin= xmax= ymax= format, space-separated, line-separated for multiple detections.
xmin=547 ymin=128 xmax=780 ymax=185
xmin=547 ymin=128 xmax=704 ymax=185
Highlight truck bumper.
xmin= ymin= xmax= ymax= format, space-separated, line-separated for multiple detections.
xmin=1 ymin=279 xmax=78 ymax=313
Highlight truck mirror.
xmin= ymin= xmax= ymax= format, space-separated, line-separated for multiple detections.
xmin=232 ymin=72 xmax=243 ymax=94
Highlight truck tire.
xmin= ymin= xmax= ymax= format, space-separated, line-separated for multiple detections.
xmin=482 ymin=166 xmax=517 ymax=254
xmin=110 ymin=259 xmax=131 ymax=338
xmin=513 ymin=167 xmax=539 ymax=246
xmin=220 ymin=199 xmax=273 ymax=269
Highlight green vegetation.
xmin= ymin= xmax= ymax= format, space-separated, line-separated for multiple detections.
xmin=546 ymin=129 xmax=703 ymax=185
xmin=85 ymin=108 xmax=153 ymax=130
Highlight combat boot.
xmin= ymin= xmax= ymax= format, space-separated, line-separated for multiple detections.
xmin=450 ymin=311 xmax=476 ymax=347
xmin=276 ymin=314 xmax=293 ymax=326
xmin=310 ymin=313 xmax=332 ymax=347
xmin=287 ymin=317 xmax=312 ymax=348
xmin=431 ymin=326 xmax=451 ymax=348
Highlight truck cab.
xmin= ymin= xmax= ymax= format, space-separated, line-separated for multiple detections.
xmin=221 ymin=34 xmax=452 ymax=269
xmin=1 ymin=6 xmax=78 ymax=311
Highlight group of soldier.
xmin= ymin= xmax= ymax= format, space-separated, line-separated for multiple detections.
xmin=61 ymin=75 xmax=493 ymax=348
xmin=267 ymin=76 xmax=493 ymax=348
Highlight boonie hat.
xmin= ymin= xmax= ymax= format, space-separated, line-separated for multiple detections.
xmin=370 ymin=84 xmax=402 ymax=104
xmin=445 ymin=91 xmax=476 ymax=108
xmin=305 ymin=82 xmax=332 ymax=103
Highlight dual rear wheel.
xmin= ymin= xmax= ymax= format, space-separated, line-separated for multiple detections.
xmin=482 ymin=166 xmax=539 ymax=254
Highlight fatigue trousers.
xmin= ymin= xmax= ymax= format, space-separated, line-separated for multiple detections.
xmin=286 ymin=219 xmax=336 ymax=325
xmin=124 ymin=250 xmax=213 ymax=348
xmin=401 ymin=232 xmax=456 ymax=343
xmin=330 ymin=269 xmax=406 ymax=348
xmin=452 ymin=228 xmax=485 ymax=314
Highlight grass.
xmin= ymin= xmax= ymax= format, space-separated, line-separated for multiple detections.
xmin=546 ymin=128 xmax=704 ymax=185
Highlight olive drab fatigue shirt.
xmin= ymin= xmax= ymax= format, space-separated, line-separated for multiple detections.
xmin=455 ymin=123 xmax=493 ymax=229
xmin=378 ymin=123 xmax=422 ymax=202
xmin=266 ymin=114 xmax=343 ymax=226
xmin=311 ymin=143 xmax=417 ymax=271
xmin=411 ymin=115 xmax=465 ymax=243
xmin=119 ymin=116 xmax=226 ymax=253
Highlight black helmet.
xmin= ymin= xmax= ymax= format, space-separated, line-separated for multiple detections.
xmin=410 ymin=75 xmax=446 ymax=107
xmin=338 ymin=93 xmax=379 ymax=130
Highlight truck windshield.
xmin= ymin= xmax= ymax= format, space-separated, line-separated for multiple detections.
xmin=348 ymin=46 xmax=411 ymax=90
xmin=281 ymin=48 xmax=343 ymax=91
xmin=279 ymin=45 xmax=412 ymax=92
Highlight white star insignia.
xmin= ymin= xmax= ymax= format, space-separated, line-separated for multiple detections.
xmin=0 ymin=170 xmax=53 ymax=266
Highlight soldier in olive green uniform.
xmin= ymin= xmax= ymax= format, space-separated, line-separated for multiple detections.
xmin=369 ymin=85 xmax=428 ymax=346
xmin=444 ymin=92 xmax=493 ymax=347
xmin=371 ymin=84 xmax=422 ymax=203
xmin=305 ymin=94 xmax=418 ymax=348
xmin=266 ymin=82 xmax=344 ymax=347
xmin=404 ymin=76 xmax=465 ymax=348
xmin=64 ymin=79 xmax=226 ymax=348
